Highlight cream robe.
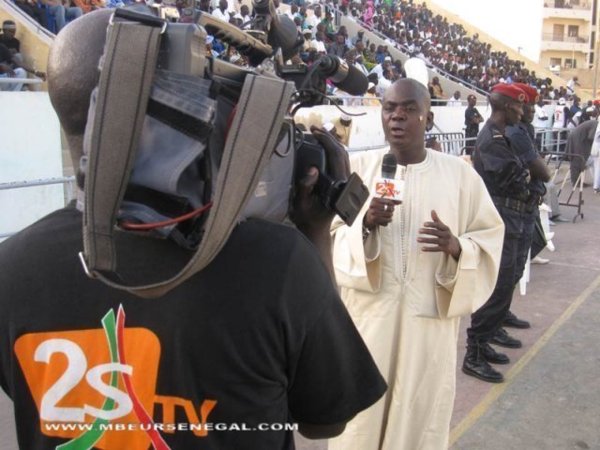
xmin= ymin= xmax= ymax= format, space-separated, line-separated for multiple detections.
xmin=329 ymin=148 xmax=504 ymax=450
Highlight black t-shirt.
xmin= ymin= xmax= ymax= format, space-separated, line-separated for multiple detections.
xmin=0 ymin=206 xmax=386 ymax=450
xmin=0 ymin=43 xmax=12 ymax=65
xmin=464 ymin=106 xmax=482 ymax=135
xmin=0 ymin=33 xmax=19 ymax=52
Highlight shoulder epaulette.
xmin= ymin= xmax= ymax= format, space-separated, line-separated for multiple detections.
xmin=492 ymin=133 xmax=504 ymax=139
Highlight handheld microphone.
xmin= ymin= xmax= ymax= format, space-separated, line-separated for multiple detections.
xmin=375 ymin=153 xmax=403 ymax=202
xmin=316 ymin=56 xmax=369 ymax=96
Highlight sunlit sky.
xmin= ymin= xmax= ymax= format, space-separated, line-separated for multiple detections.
xmin=429 ymin=0 xmax=545 ymax=63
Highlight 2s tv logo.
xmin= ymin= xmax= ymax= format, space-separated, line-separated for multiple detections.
xmin=34 ymin=338 xmax=133 ymax=422
xmin=14 ymin=307 xmax=218 ymax=450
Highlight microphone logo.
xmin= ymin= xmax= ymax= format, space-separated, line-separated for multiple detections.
xmin=375 ymin=154 xmax=403 ymax=202
xmin=375 ymin=180 xmax=397 ymax=198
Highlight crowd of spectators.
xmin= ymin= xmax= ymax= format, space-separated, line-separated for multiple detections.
xmin=11 ymin=0 xmax=138 ymax=33
xmin=5 ymin=0 xmax=583 ymax=104
xmin=340 ymin=0 xmax=566 ymax=100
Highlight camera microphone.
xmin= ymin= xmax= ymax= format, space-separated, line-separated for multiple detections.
xmin=252 ymin=0 xmax=303 ymax=61
xmin=375 ymin=153 xmax=403 ymax=201
xmin=316 ymin=56 xmax=369 ymax=96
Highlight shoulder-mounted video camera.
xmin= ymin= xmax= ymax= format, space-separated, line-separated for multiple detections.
xmin=78 ymin=5 xmax=369 ymax=296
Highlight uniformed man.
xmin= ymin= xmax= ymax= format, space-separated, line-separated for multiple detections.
xmin=463 ymin=83 xmax=531 ymax=383
xmin=504 ymin=83 xmax=551 ymax=329
xmin=464 ymin=94 xmax=483 ymax=155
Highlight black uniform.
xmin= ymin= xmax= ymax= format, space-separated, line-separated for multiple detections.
xmin=467 ymin=120 xmax=531 ymax=344
xmin=506 ymin=122 xmax=546 ymax=280
xmin=464 ymin=105 xmax=483 ymax=155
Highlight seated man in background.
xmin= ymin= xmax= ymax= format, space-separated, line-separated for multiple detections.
xmin=0 ymin=21 xmax=46 ymax=80
xmin=0 ymin=43 xmax=27 ymax=91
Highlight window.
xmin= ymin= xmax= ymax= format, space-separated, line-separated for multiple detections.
xmin=553 ymin=24 xmax=565 ymax=41
xmin=565 ymin=58 xmax=578 ymax=68
xmin=568 ymin=25 xmax=579 ymax=37
xmin=550 ymin=57 xmax=562 ymax=67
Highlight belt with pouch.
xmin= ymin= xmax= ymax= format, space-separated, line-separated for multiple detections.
xmin=492 ymin=196 xmax=530 ymax=214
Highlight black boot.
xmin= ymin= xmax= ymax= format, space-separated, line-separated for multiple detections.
xmin=462 ymin=343 xmax=504 ymax=383
xmin=503 ymin=311 xmax=531 ymax=329
xmin=490 ymin=328 xmax=522 ymax=348
xmin=480 ymin=342 xmax=510 ymax=365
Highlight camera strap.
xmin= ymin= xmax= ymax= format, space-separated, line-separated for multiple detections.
xmin=81 ymin=15 xmax=295 ymax=298
xmin=82 ymin=19 xmax=163 ymax=276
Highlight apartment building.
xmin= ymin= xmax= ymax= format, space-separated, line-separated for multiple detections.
xmin=540 ymin=0 xmax=597 ymax=72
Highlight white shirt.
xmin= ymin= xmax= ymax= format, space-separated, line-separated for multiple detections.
xmin=369 ymin=63 xmax=384 ymax=79
xmin=240 ymin=13 xmax=251 ymax=28
xmin=354 ymin=61 xmax=369 ymax=77
xmin=590 ymin=120 xmax=600 ymax=157
xmin=567 ymin=78 xmax=576 ymax=95
xmin=447 ymin=97 xmax=462 ymax=107
xmin=533 ymin=104 xmax=550 ymax=129
xmin=310 ymin=39 xmax=326 ymax=53
xmin=212 ymin=8 xmax=230 ymax=22
xmin=210 ymin=0 xmax=236 ymax=12
xmin=376 ymin=77 xmax=392 ymax=97
xmin=554 ymin=105 xmax=568 ymax=129
xmin=304 ymin=14 xmax=320 ymax=30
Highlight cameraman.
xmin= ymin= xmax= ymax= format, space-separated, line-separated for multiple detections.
xmin=0 ymin=10 xmax=386 ymax=450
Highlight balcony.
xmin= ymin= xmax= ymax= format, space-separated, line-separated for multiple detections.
xmin=540 ymin=33 xmax=590 ymax=52
xmin=544 ymin=0 xmax=591 ymax=9
xmin=543 ymin=1 xmax=592 ymax=19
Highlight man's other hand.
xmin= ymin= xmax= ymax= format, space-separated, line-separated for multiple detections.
xmin=417 ymin=210 xmax=461 ymax=259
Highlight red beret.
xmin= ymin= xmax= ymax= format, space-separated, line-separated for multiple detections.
xmin=512 ymin=82 xmax=539 ymax=104
xmin=490 ymin=83 xmax=526 ymax=103
xmin=593 ymin=99 xmax=600 ymax=106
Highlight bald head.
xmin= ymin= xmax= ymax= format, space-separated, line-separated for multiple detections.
xmin=48 ymin=9 xmax=112 ymax=166
xmin=383 ymin=78 xmax=431 ymax=111
xmin=381 ymin=78 xmax=430 ymax=159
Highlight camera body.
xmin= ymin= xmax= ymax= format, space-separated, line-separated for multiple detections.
xmin=151 ymin=18 xmax=367 ymax=227
xmin=295 ymin=132 xmax=368 ymax=225
xmin=79 ymin=7 xmax=369 ymax=295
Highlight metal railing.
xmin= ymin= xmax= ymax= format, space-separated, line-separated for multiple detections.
xmin=425 ymin=133 xmax=473 ymax=156
xmin=544 ymin=0 xmax=591 ymax=10
xmin=0 ymin=78 xmax=43 ymax=85
xmin=533 ymin=127 xmax=571 ymax=154
xmin=541 ymin=33 xmax=589 ymax=43
xmin=0 ymin=176 xmax=76 ymax=239
xmin=543 ymin=151 xmax=587 ymax=221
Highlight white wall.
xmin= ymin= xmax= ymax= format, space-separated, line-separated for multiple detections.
xmin=429 ymin=0 xmax=545 ymax=63
xmin=295 ymin=103 xmax=491 ymax=150
xmin=0 ymin=92 xmax=64 ymax=240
